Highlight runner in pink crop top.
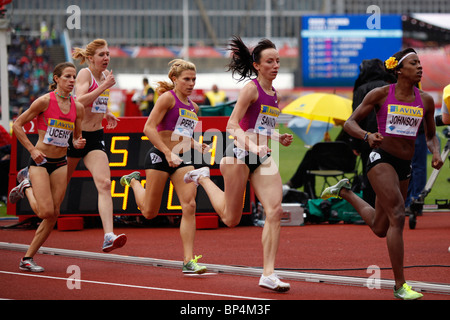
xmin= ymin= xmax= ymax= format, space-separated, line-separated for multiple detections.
xmin=377 ymin=84 xmax=425 ymax=140
xmin=157 ymin=90 xmax=199 ymax=138
xmin=239 ymin=79 xmax=280 ymax=136
xmin=83 ymin=68 xmax=109 ymax=113
xmin=37 ymin=91 xmax=77 ymax=147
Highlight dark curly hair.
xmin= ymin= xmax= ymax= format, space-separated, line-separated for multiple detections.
xmin=385 ymin=47 xmax=417 ymax=78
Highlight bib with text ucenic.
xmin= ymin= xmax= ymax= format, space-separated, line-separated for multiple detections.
xmin=43 ymin=118 xmax=75 ymax=147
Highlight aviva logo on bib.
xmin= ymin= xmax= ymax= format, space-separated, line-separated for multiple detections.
xmin=260 ymin=105 xmax=280 ymax=117
xmin=388 ymin=104 xmax=423 ymax=117
xmin=48 ymin=119 xmax=74 ymax=130
xmin=179 ymin=108 xmax=198 ymax=120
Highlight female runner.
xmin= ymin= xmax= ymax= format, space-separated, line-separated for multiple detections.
xmin=184 ymin=36 xmax=293 ymax=291
xmin=10 ymin=62 xmax=86 ymax=272
xmin=321 ymin=48 xmax=443 ymax=299
xmin=120 ymin=59 xmax=209 ymax=274
xmin=69 ymin=39 xmax=126 ymax=252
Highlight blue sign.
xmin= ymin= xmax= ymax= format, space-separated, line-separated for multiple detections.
xmin=301 ymin=15 xmax=403 ymax=87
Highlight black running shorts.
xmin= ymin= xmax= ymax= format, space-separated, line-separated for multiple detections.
xmin=366 ymin=148 xmax=412 ymax=181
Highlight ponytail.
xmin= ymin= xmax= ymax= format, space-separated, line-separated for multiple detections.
xmin=72 ymin=38 xmax=108 ymax=65
xmin=156 ymin=59 xmax=196 ymax=95
xmin=48 ymin=62 xmax=76 ymax=91
xmin=227 ymin=36 xmax=277 ymax=82
xmin=226 ymin=36 xmax=254 ymax=82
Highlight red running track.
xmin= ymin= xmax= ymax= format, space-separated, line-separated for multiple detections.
xmin=0 ymin=211 xmax=449 ymax=304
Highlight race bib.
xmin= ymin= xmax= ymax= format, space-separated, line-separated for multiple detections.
xmin=254 ymin=105 xmax=280 ymax=136
xmin=92 ymin=89 xmax=110 ymax=113
xmin=385 ymin=104 xmax=423 ymax=137
xmin=174 ymin=108 xmax=199 ymax=138
xmin=43 ymin=118 xmax=74 ymax=147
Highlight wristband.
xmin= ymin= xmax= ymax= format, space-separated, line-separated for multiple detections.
xmin=363 ymin=132 xmax=371 ymax=142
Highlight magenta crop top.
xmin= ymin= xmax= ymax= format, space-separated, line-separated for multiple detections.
xmin=37 ymin=91 xmax=77 ymax=147
xmin=239 ymin=79 xmax=280 ymax=136
xmin=376 ymin=84 xmax=424 ymax=140
xmin=157 ymin=90 xmax=198 ymax=138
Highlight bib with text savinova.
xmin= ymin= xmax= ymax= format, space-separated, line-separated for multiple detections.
xmin=254 ymin=105 xmax=280 ymax=136
xmin=43 ymin=118 xmax=74 ymax=147
xmin=174 ymin=108 xmax=199 ymax=138
xmin=92 ymin=89 xmax=110 ymax=113
xmin=385 ymin=104 xmax=423 ymax=137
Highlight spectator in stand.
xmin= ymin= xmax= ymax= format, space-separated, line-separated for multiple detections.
xmin=138 ymin=78 xmax=155 ymax=116
xmin=204 ymin=84 xmax=228 ymax=106
xmin=8 ymin=32 xmax=53 ymax=116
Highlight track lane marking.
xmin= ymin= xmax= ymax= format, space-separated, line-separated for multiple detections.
xmin=0 ymin=270 xmax=271 ymax=300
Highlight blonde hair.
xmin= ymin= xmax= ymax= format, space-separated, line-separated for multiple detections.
xmin=156 ymin=59 xmax=196 ymax=96
xmin=72 ymin=38 xmax=108 ymax=65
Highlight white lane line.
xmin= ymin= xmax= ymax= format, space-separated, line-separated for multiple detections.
xmin=0 ymin=270 xmax=271 ymax=300
xmin=2 ymin=242 xmax=449 ymax=295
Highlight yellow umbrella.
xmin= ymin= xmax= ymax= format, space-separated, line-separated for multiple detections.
xmin=282 ymin=93 xmax=353 ymax=125
xmin=443 ymin=84 xmax=450 ymax=107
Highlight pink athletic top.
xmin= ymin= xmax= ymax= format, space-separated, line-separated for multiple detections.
xmin=377 ymin=84 xmax=424 ymax=140
xmin=157 ymin=90 xmax=198 ymax=138
xmin=239 ymin=79 xmax=280 ymax=136
xmin=37 ymin=91 xmax=77 ymax=147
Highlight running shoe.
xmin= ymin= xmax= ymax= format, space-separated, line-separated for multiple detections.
xmin=19 ymin=258 xmax=44 ymax=273
xmin=120 ymin=171 xmax=140 ymax=187
xmin=183 ymin=167 xmax=210 ymax=186
xmin=320 ymin=178 xmax=351 ymax=200
xmin=182 ymin=255 xmax=207 ymax=274
xmin=259 ymin=273 xmax=290 ymax=292
xmin=394 ymin=283 xmax=423 ymax=300
xmin=17 ymin=167 xmax=29 ymax=183
xmin=102 ymin=233 xmax=127 ymax=252
xmin=9 ymin=179 xmax=31 ymax=204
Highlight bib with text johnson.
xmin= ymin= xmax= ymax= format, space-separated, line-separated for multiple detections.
xmin=385 ymin=104 xmax=423 ymax=137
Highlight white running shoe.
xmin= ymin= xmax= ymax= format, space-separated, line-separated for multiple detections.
xmin=102 ymin=233 xmax=127 ymax=252
xmin=9 ymin=179 xmax=31 ymax=204
xmin=259 ymin=273 xmax=291 ymax=292
xmin=183 ymin=167 xmax=210 ymax=186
